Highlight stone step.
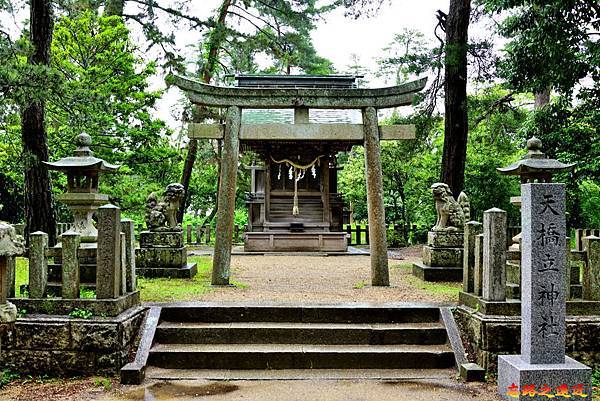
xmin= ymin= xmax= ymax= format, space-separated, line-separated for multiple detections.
xmin=148 ymin=343 xmax=455 ymax=370
xmin=145 ymin=367 xmax=456 ymax=381
xmin=158 ymin=304 xmax=441 ymax=324
xmin=155 ymin=321 xmax=448 ymax=345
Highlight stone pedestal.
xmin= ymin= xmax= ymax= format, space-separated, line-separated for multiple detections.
xmin=499 ymin=355 xmax=591 ymax=400
xmin=412 ymin=231 xmax=463 ymax=282
xmin=498 ymin=183 xmax=591 ymax=400
xmin=136 ymin=231 xmax=197 ymax=278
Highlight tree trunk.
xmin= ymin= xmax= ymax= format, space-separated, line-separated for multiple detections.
xmin=534 ymin=87 xmax=551 ymax=109
xmin=21 ymin=0 xmax=57 ymax=246
xmin=440 ymin=0 xmax=471 ymax=198
xmin=177 ymin=0 xmax=233 ymax=222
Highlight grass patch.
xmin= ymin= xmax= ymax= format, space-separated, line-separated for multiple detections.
xmin=391 ymin=263 xmax=461 ymax=299
xmin=15 ymin=257 xmax=28 ymax=297
xmin=391 ymin=263 xmax=412 ymax=270
xmin=353 ymin=279 xmax=368 ymax=289
xmin=137 ymin=256 xmax=216 ymax=302
xmin=15 ymin=255 xmax=245 ymax=303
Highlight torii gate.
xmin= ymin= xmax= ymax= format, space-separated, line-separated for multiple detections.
xmin=169 ymin=74 xmax=426 ymax=287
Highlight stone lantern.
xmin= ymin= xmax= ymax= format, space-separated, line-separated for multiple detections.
xmin=45 ymin=133 xmax=120 ymax=242
xmin=497 ymin=137 xmax=575 ymax=299
xmin=497 ymin=136 xmax=575 ymax=251
xmin=0 ymin=221 xmax=24 ymax=324
xmin=497 ymin=136 xmax=575 ymax=184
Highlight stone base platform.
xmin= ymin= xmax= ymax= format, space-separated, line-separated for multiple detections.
xmin=412 ymin=262 xmax=463 ymax=282
xmin=244 ymin=232 xmax=348 ymax=252
xmin=9 ymin=291 xmax=140 ymax=317
xmin=422 ymin=245 xmax=463 ymax=267
xmin=498 ymin=355 xmax=591 ymax=401
xmin=136 ymin=230 xmax=196 ymax=278
xmin=137 ymin=263 xmax=198 ymax=279
xmin=0 ymin=305 xmax=145 ymax=377
xmin=454 ymin=304 xmax=600 ymax=373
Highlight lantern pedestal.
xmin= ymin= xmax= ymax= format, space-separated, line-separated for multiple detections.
xmin=57 ymin=192 xmax=108 ymax=243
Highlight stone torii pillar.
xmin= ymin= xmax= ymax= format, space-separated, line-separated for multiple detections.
xmin=363 ymin=107 xmax=389 ymax=286
xmin=212 ymin=106 xmax=241 ymax=285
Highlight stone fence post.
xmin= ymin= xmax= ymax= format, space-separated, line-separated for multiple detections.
xmin=61 ymin=231 xmax=80 ymax=299
xmin=482 ymin=208 xmax=507 ymax=301
xmin=463 ymin=221 xmax=483 ymax=293
xmin=121 ymin=219 xmax=136 ymax=293
xmin=29 ymin=231 xmax=48 ymax=298
xmin=97 ymin=205 xmax=121 ymax=299
xmin=583 ymin=235 xmax=600 ymax=301
xmin=473 ymin=234 xmax=484 ymax=296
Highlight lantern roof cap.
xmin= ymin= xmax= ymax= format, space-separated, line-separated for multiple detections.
xmin=44 ymin=133 xmax=120 ymax=173
xmin=497 ymin=136 xmax=575 ymax=177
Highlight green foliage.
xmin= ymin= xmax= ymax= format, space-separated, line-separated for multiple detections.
xmin=464 ymin=87 xmax=527 ymax=223
xmin=386 ymin=229 xmax=407 ymax=248
xmin=579 ymin=181 xmax=600 ymax=228
xmin=0 ymin=370 xmax=20 ymax=388
xmin=79 ymin=286 xmax=96 ymax=299
xmin=93 ymin=377 xmax=112 ymax=391
xmin=353 ymin=280 xmax=367 ymax=289
xmin=482 ymin=0 xmax=599 ymax=96
xmin=519 ymin=97 xmax=600 ymax=228
xmin=376 ymin=28 xmax=436 ymax=85
xmin=0 ymin=11 xmax=180 ymax=223
xmin=592 ymin=370 xmax=600 ymax=387
xmin=48 ymin=12 xmax=179 ymax=217
xmin=339 ymin=112 xmax=443 ymax=240
xmin=69 ymin=308 xmax=94 ymax=319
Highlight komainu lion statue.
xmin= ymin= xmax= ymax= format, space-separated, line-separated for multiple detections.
xmin=145 ymin=183 xmax=185 ymax=231
xmin=431 ymin=183 xmax=470 ymax=232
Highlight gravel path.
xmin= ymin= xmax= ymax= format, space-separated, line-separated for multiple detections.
xmin=200 ymin=252 xmax=460 ymax=304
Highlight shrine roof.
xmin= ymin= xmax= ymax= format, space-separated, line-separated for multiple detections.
xmin=167 ymin=74 xmax=426 ymax=109
xmin=233 ymin=74 xmax=361 ymax=88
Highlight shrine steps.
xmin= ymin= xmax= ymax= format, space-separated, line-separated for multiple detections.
xmin=122 ymin=303 xmax=459 ymax=383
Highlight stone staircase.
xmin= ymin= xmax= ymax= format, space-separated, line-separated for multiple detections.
xmin=269 ymin=197 xmax=324 ymax=223
xmin=129 ymin=303 xmax=457 ymax=381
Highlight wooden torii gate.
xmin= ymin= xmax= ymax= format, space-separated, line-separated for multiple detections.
xmin=169 ymin=74 xmax=426 ymax=287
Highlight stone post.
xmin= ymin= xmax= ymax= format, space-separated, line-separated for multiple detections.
xmin=120 ymin=233 xmax=127 ymax=295
xmin=212 ymin=105 xmax=241 ymax=285
xmin=6 ymin=256 xmax=15 ymax=298
xmin=196 ymin=225 xmax=202 ymax=244
xmin=205 ymin=226 xmax=211 ymax=245
xmin=61 ymin=231 xmax=80 ymax=299
xmin=498 ymin=183 xmax=591 ymax=401
xmin=29 ymin=231 xmax=48 ymax=298
xmin=463 ymin=221 xmax=483 ymax=293
xmin=583 ymin=235 xmax=600 ymax=301
xmin=362 ymin=106 xmax=389 ymax=286
xmin=0 ymin=222 xmax=24 ymax=323
xmin=473 ymin=234 xmax=484 ymax=296
xmin=97 ymin=204 xmax=121 ymax=299
xmin=482 ymin=208 xmax=507 ymax=301
xmin=186 ymin=225 xmax=192 ymax=244
xmin=121 ymin=219 xmax=136 ymax=292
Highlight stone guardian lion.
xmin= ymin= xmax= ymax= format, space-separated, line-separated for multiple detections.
xmin=431 ymin=182 xmax=470 ymax=232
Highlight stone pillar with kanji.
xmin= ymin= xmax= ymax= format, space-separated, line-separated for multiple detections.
xmin=498 ymin=183 xmax=591 ymax=401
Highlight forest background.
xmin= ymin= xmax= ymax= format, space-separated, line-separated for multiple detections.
xmin=0 ymin=0 xmax=598 ymax=245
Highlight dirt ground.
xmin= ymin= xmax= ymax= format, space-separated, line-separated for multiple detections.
xmin=0 ymin=376 xmax=507 ymax=401
xmin=197 ymin=247 xmax=460 ymax=304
